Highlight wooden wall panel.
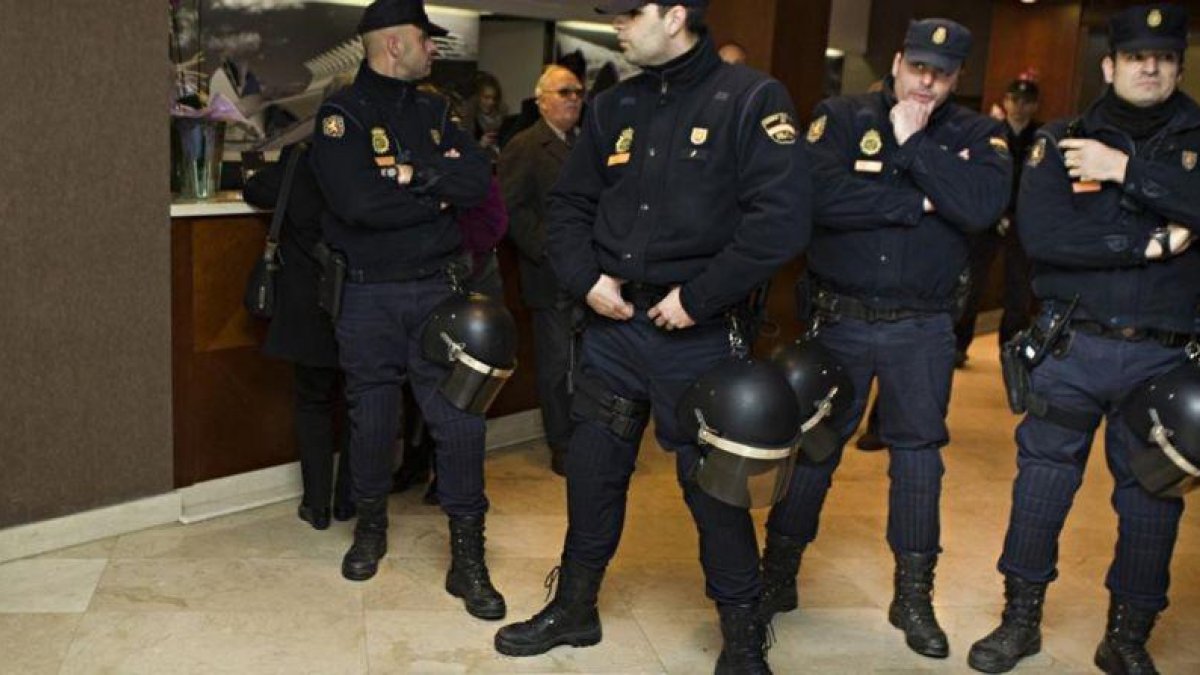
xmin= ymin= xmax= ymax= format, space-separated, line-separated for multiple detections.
xmin=984 ymin=2 xmax=1085 ymax=124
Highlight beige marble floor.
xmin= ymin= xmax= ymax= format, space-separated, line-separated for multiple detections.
xmin=3 ymin=341 xmax=1198 ymax=674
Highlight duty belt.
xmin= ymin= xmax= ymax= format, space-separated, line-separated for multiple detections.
xmin=1069 ymin=320 xmax=1196 ymax=349
xmin=813 ymin=289 xmax=941 ymax=323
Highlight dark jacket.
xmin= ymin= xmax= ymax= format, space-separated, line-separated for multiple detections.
xmin=310 ymin=62 xmax=490 ymax=282
xmin=546 ymin=36 xmax=811 ymax=322
xmin=499 ymin=118 xmax=573 ymax=309
xmin=1018 ymin=92 xmax=1200 ymax=334
xmin=242 ymin=144 xmax=339 ymax=368
xmin=804 ymin=84 xmax=1012 ymax=310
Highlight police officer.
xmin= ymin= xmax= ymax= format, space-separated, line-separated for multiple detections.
xmin=954 ymin=77 xmax=1041 ymax=365
xmin=309 ymin=0 xmax=506 ymax=621
xmin=759 ymin=18 xmax=1011 ymax=660
xmin=968 ymin=5 xmax=1199 ymax=673
xmin=493 ymin=2 xmax=810 ymax=673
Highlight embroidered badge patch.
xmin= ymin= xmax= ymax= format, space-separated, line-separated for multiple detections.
xmin=932 ymin=26 xmax=948 ymax=45
xmin=859 ymin=129 xmax=883 ymax=156
xmin=370 ymin=127 xmax=390 ymax=154
xmin=322 ymin=115 xmax=345 ymax=139
xmin=761 ymin=113 xmax=797 ymax=145
xmin=989 ymin=137 xmax=1010 ymax=156
xmin=1148 ymin=8 xmax=1163 ymax=28
xmin=690 ymin=127 xmax=709 ymax=145
xmin=615 ymin=128 xmax=635 ymax=154
xmin=806 ymin=115 xmax=827 ymax=143
xmin=1027 ymin=138 xmax=1047 ymax=167
xmin=430 ymin=129 xmax=442 ymax=145
xmin=1183 ymin=150 xmax=1197 ymax=171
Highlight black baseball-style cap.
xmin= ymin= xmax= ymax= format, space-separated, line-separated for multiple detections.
xmin=1109 ymin=4 xmax=1189 ymax=54
xmin=357 ymin=0 xmax=449 ymax=37
xmin=595 ymin=0 xmax=708 ymax=15
xmin=903 ymin=18 xmax=972 ymax=73
xmin=1006 ymin=78 xmax=1040 ymax=101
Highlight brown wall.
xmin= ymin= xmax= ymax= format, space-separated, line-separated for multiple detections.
xmin=983 ymin=1 xmax=1085 ymax=124
xmin=0 ymin=0 xmax=173 ymax=528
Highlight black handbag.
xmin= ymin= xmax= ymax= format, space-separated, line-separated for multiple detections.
xmin=243 ymin=146 xmax=304 ymax=319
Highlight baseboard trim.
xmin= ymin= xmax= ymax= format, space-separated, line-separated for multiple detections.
xmin=0 ymin=492 xmax=181 ymax=563
xmin=0 ymin=409 xmax=548 ymax=561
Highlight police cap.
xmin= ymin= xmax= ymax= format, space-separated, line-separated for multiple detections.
xmin=903 ymin=18 xmax=972 ymax=73
xmin=596 ymin=0 xmax=708 ymax=15
xmin=357 ymin=0 xmax=449 ymax=37
xmin=1110 ymin=4 xmax=1188 ymax=54
xmin=1006 ymin=78 xmax=1040 ymax=101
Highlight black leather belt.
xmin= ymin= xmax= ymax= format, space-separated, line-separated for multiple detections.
xmin=1070 ymin=320 xmax=1195 ymax=349
xmin=621 ymin=282 xmax=671 ymax=311
xmin=814 ymin=289 xmax=940 ymax=323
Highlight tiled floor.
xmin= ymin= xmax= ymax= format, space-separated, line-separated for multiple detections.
xmin=3 ymin=341 xmax=1198 ymax=674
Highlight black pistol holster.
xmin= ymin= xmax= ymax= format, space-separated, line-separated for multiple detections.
xmin=314 ymin=241 xmax=348 ymax=321
xmin=1000 ymin=297 xmax=1100 ymax=433
xmin=570 ymin=371 xmax=651 ymax=442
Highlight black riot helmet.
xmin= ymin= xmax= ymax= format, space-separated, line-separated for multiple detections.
xmin=421 ymin=292 xmax=518 ymax=414
xmin=769 ymin=337 xmax=855 ymax=463
xmin=1120 ymin=359 xmax=1200 ymax=498
xmin=677 ymin=358 xmax=803 ymax=508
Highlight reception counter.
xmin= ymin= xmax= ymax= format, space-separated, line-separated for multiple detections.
xmin=170 ymin=196 xmax=540 ymax=489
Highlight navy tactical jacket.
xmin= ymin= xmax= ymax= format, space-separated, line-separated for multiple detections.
xmin=310 ymin=62 xmax=490 ymax=282
xmin=804 ymin=83 xmax=1012 ymax=310
xmin=1018 ymin=92 xmax=1200 ymax=334
xmin=546 ymin=36 xmax=811 ymax=322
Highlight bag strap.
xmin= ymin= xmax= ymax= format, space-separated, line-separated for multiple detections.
xmin=266 ymin=144 xmax=305 ymax=245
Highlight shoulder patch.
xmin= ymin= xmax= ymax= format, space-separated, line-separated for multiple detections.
xmin=1028 ymin=138 xmax=1046 ymax=167
xmin=989 ymin=136 xmax=1010 ymax=156
xmin=1183 ymin=150 xmax=1197 ymax=171
xmin=322 ymin=114 xmax=345 ymax=139
xmin=762 ymin=112 xmax=797 ymax=145
xmin=806 ymin=115 xmax=827 ymax=143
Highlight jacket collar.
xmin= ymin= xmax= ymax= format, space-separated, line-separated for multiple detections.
xmin=642 ymin=34 xmax=722 ymax=91
xmin=354 ymin=61 xmax=416 ymax=103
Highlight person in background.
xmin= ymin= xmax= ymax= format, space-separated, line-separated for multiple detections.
xmin=953 ymin=76 xmax=1041 ymax=367
xmin=717 ymin=40 xmax=747 ymax=65
xmin=462 ymin=72 xmax=508 ymax=160
xmin=499 ymin=65 xmax=585 ymax=476
xmin=244 ymin=142 xmax=355 ymax=531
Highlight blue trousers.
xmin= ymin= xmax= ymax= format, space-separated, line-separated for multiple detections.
xmin=998 ymin=318 xmax=1187 ymax=611
xmin=767 ymin=314 xmax=956 ymax=555
xmin=336 ymin=275 xmax=488 ymax=517
xmin=563 ymin=314 xmax=762 ymax=606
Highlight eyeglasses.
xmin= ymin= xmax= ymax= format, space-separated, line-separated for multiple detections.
xmin=551 ymin=88 xmax=585 ymax=100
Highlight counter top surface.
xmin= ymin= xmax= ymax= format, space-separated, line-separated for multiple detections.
xmin=171 ymin=192 xmax=268 ymax=218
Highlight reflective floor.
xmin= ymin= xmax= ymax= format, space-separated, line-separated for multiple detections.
xmin=3 ymin=340 xmax=1198 ymax=673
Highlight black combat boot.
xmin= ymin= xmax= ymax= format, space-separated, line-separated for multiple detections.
xmin=297 ymin=503 xmax=331 ymax=530
xmin=340 ymin=497 xmax=388 ymax=581
xmin=1094 ymin=598 xmax=1160 ymax=674
xmin=967 ymin=575 xmax=1048 ymax=673
xmin=445 ymin=515 xmax=506 ymax=620
xmin=494 ymin=560 xmax=604 ymax=656
xmin=759 ymin=531 xmax=805 ymax=620
xmin=714 ymin=603 xmax=772 ymax=675
xmin=888 ymin=552 xmax=949 ymax=658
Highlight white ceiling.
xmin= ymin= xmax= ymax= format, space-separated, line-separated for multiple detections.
xmin=432 ymin=0 xmax=603 ymax=21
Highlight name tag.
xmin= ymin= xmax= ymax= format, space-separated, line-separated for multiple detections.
xmin=854 ymin=160 xmax=883 ymax=174
xmin=607 ymin=152 xmax=630 ymax=167
xmin=1072 ymin=181 xmax=1102 ymax=194
xmin=374 ymin=156 xmax=396 ymax=167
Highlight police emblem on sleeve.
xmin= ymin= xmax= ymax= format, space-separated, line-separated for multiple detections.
xmin=616 ymin=127 xmax=635 ymax=154
xmin=932 ymin=26 xmax=948 ymax=45
xmin=1028 ymin=138 xmax=1047 ymax=167
xmin=1183 ymin=150 xmax=1198 ymax=171
xmin=860 ymin=129 xmax=883 ymax=156
xmin=989 ymin=137 xmax=1010 ymax=156
xmin=691 ymin=127 xmax=709 ymax=145
xmin=761 ymin=113 xmax=797 ymax=145
xmin=1148 ymin=8 xmax=1163 ymax=28
xmin=806 ymin=115 xmax=827 ymax=143
xmin=322 ymin=114 xmax=345 ymax=138
xmin=431 ymin=129 xmax=442 ymax=145
xmin=371 ymin=127 xmax=390 ymax=154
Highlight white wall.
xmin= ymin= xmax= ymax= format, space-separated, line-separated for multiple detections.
xmin=478 ymin=19 xmax=547 ymax=112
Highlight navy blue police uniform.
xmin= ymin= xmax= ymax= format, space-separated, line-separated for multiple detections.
xmin=966 ymin=6 xmax=1200 ymax=672
xmin=547 ymin=34 xmax=811 ymax=606
xmin=999 ymin=9 xmax=1200 ymax=617
xmin=760 ymin=19 xmax=1010 ymax=658
xmin=311 ymin=62 xmax=491 ymax=516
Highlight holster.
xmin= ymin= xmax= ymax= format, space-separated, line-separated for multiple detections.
xmin=313 ymin=242 xmax=348 ymax=321
xmin=1000 ymin=331 xmax=1035 ymax=415
xmin=570 ymin=369 xmax=650 ymax=442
